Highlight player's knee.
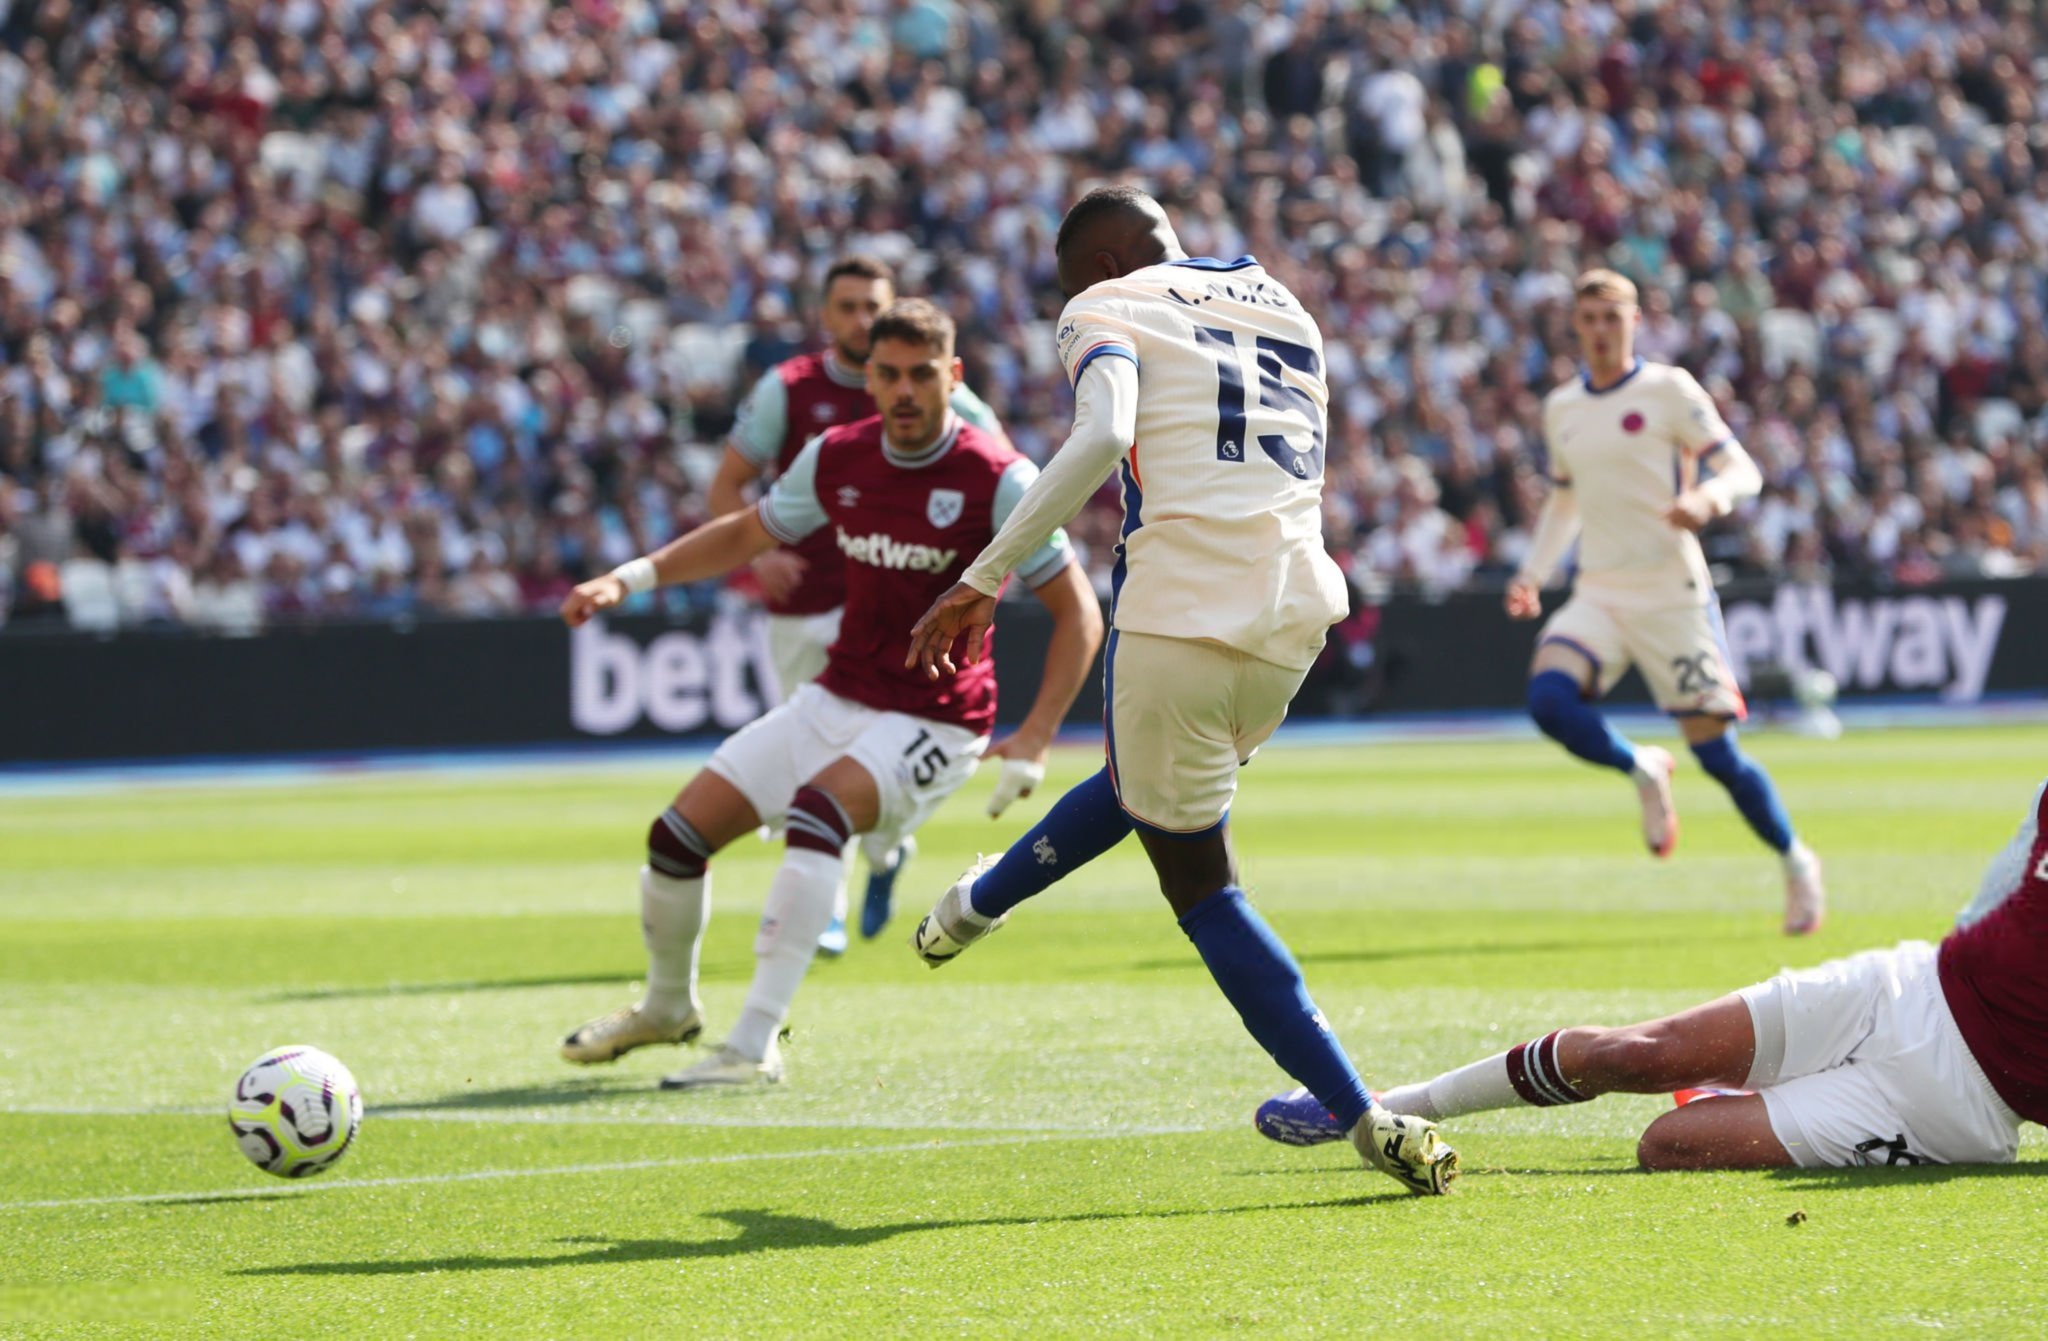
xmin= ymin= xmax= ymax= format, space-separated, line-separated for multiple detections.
xmin=647 ymin=806 xmax=712 ymax=881
xmin=786 ymin=785 xmax=854 ymax=857
xmin=1636 ymin=1114 xmax=1688 ymax=1171
xmin=1526 ymin=669 xmax=1584 ymax=734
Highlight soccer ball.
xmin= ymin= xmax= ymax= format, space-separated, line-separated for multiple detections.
xmin=228 ymin=1046 xmax=363 ymax=1178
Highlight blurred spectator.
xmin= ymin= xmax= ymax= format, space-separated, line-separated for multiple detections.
xmin=2 ymin=0 xmax=2047 ymax=639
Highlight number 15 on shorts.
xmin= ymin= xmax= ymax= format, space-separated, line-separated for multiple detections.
xmin=902 ymin=728 xmax=950 ymax=788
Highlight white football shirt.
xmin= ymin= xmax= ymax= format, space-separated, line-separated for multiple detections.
xmin=1053 ymin=257 xmax=1347 ymax=670
xmin=1542 ymin=360 xmax=1735 ymax=605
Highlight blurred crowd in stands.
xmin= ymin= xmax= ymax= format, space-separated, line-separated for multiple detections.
xmin=4 ymin=0 xmax=2048 ymax=632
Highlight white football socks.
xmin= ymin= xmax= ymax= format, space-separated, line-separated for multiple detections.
xmin=727 ymin=846 xmax=843 ymax=1061
xmin=638 ymin=865 xmax=709 ymax=1024
xmin=1378 ymin=1051 xmax=1521 ymax=1121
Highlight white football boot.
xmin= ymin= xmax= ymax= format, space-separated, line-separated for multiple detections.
xmin=560 ymin=1003 xmax=703 ymax=1064
xmin=1351 ymin=1107 xmax=1460 ymax=1196
xmin=911 ymin=855 xmax=1006 ymax=968
xmin=659 ymin=1040 xmax=785 ymax=1090
xmin=1783 ymin=842 xmax=1826 ymax=936
xmin=1631 ymin=746 xmax=1679 ymax=859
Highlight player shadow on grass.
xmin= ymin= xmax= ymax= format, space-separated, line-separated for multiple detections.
xmin=238 ymin=1199 xmax=1404 ymax=1277
xmin=267 ymin=971 xmax=713 ymax=1003
xmin=366 ymin=1077 xmax=665 ymax=1114
xmin=1131 ymin=931 xmax=1754 ymax=973
xmin=1764 ymin=1160 xmax=2048 ymax=1185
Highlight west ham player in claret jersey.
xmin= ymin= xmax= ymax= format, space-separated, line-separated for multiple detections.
xmin=904 ymin=187 xmax=1458 ymax=1196
xmin=1259 ymin=778 xmax=2048 ymax=1170
xmin=557 ymin=299 xmax=1101 ymax=1090
xmin=1509 ymin=269 xmax=1825 ymax=934
xmin=707 ymin=256 xmax=1010 ymax=950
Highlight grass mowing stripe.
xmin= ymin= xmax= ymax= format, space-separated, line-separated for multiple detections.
xmin=0 ymin=1103 xmax=1213 ymax=1135
xmin=0 ymin=1130 xmax=1121 ymax=1213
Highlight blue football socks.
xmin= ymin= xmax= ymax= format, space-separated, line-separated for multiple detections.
xmin=1691 ymin=731 xmax=1796 ymax=853
xmin=1179 ymin=886 xmax=1373 ymax=1132
xmin=968 ymin=767 xmax=1132 ymax=919
xmin=1527 ymin=669 xmax=1638 ymax=773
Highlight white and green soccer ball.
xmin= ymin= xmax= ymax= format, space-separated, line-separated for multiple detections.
xmin=229 ymin=1046 xmax=363 ymax=1179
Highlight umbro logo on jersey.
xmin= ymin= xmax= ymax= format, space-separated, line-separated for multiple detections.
xmin=837 ymin=485 xmax=861 ymax=507
xmin=835 ymin=527 xmax=958 ymax=573
xmin=927 ymin=488 xmax=964 ymax=528
xmin=813 ymin=404 xmax=839 ymax=422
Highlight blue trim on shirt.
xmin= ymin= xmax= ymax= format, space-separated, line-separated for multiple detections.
xmin=1165 ymin=255 xmax=1259 ymax=272
xmin=1581 ymin=359 xmax=1645 ymax=395
xmin=1110 ymin=458 xmax=1143 ymax=611
xmin=1072 ymin=343 xmax=1139 ymax=387
xmin=1103 ymin=628 xmax=1122 ymax=801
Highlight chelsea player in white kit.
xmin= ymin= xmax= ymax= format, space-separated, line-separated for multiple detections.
xmin=1509 ymin=270 xmax=1824 ymax=934
xmin=903 ymin=187 xmax=1459 ymax=1196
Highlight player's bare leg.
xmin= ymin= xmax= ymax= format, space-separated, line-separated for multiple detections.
xmin=1359 ymin=993 xmax=1790 ymax=1168
xmin=665 ymin=754 xmax=883 ymax=1089
xmin=562 ymin=771 xmax=762 ymax=1064
xmin=1678 ymin=716 xmax=1823 ymax=935
xmin=1635 ymin=1094 xmax=1792 ymax=1170
xmin=1142 ymin=824 xmax=1457 ymax=1195
xmin=1526 ymin=642 xmax=1677 ymax=858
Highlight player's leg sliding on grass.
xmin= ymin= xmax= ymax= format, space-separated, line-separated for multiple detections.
xmin=906 ymin=187 xmax=1458 ymax=1196
xmin=1261 ymin=778 xmax=2048 ymax=1169
xmin=1505 ymin=267 xmax=1823 ymax=934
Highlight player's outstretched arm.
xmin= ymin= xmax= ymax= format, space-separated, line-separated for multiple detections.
xmin=559 ymin=508 xmax=779 ymax=628
xmin=982 ymin=561 xmax=1103 ymax=809
xmin=1663 ymin=439 xmax=1763 ymax=532
xmin=1505 ymin=485 xmax=1582 ymax=620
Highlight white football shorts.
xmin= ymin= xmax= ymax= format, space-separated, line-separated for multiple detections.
xmin=1539 ymin=591 xmax=1747 ymax=719
xmin=1739 ymin=940 xmax=2022 ymax=1167
xmin=705 ymin=683 xmax=985 ymax=851
xmin=765 ymin=608 xmax=843 ymax=701
xmin=1105 ymin=629 xmax=1307 ymax=834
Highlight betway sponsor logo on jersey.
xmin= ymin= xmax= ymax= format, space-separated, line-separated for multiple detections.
xmin=1720 ymin=585 xmax=2008 ymax=702
xmin=570 ymin=614 xmax=781 ymax=735
xmin=836 ymin=526 xmax=957 ymax=573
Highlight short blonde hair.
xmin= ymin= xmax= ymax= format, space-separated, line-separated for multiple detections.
xmin=1574 ymin=269 xmax=1639 ymax=305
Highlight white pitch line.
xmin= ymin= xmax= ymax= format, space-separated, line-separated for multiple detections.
xmin=0 ymin=1102 xmax=1211 ymax=1137
xmin=368 ymin=1108 xmax=1212 ymax=1135
xmin=0 ymin=1130 xmax=1127 ymax=1213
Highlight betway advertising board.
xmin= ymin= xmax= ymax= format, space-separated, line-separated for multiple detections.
xmin=0 ymin=578 xmax=2036 ymax=763
xmin=1715 ymin=586 xmax=2007 ymax=702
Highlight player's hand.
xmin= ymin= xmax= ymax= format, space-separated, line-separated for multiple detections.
xmin=984 ymin=731 xmax=1050 ymax=818
xmin=905 ymin=581 xmax=999 ymax=680
xmin=1503 ymin=579 xmax=1543 ymax=621
xmin=1662 ymin=490 xmax=1719 ymax=532
xmin=561 ymin=575 xmax=628 ymax=628
xmin=750 ymin=549 xmax=807 ymax=603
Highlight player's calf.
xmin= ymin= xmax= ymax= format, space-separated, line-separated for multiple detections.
xmin=562 ymin=808 xmax=719 ymax=1065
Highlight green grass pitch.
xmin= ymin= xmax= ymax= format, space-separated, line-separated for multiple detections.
xmin=3 ymin=725 xmax=2043 ymax=1337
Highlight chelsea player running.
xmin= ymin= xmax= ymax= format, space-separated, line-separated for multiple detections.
xmin=904 ymin=187 xmax=1458 ymax=1196
xmin=1509 ymin=269 xmax=1823 ymax=934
